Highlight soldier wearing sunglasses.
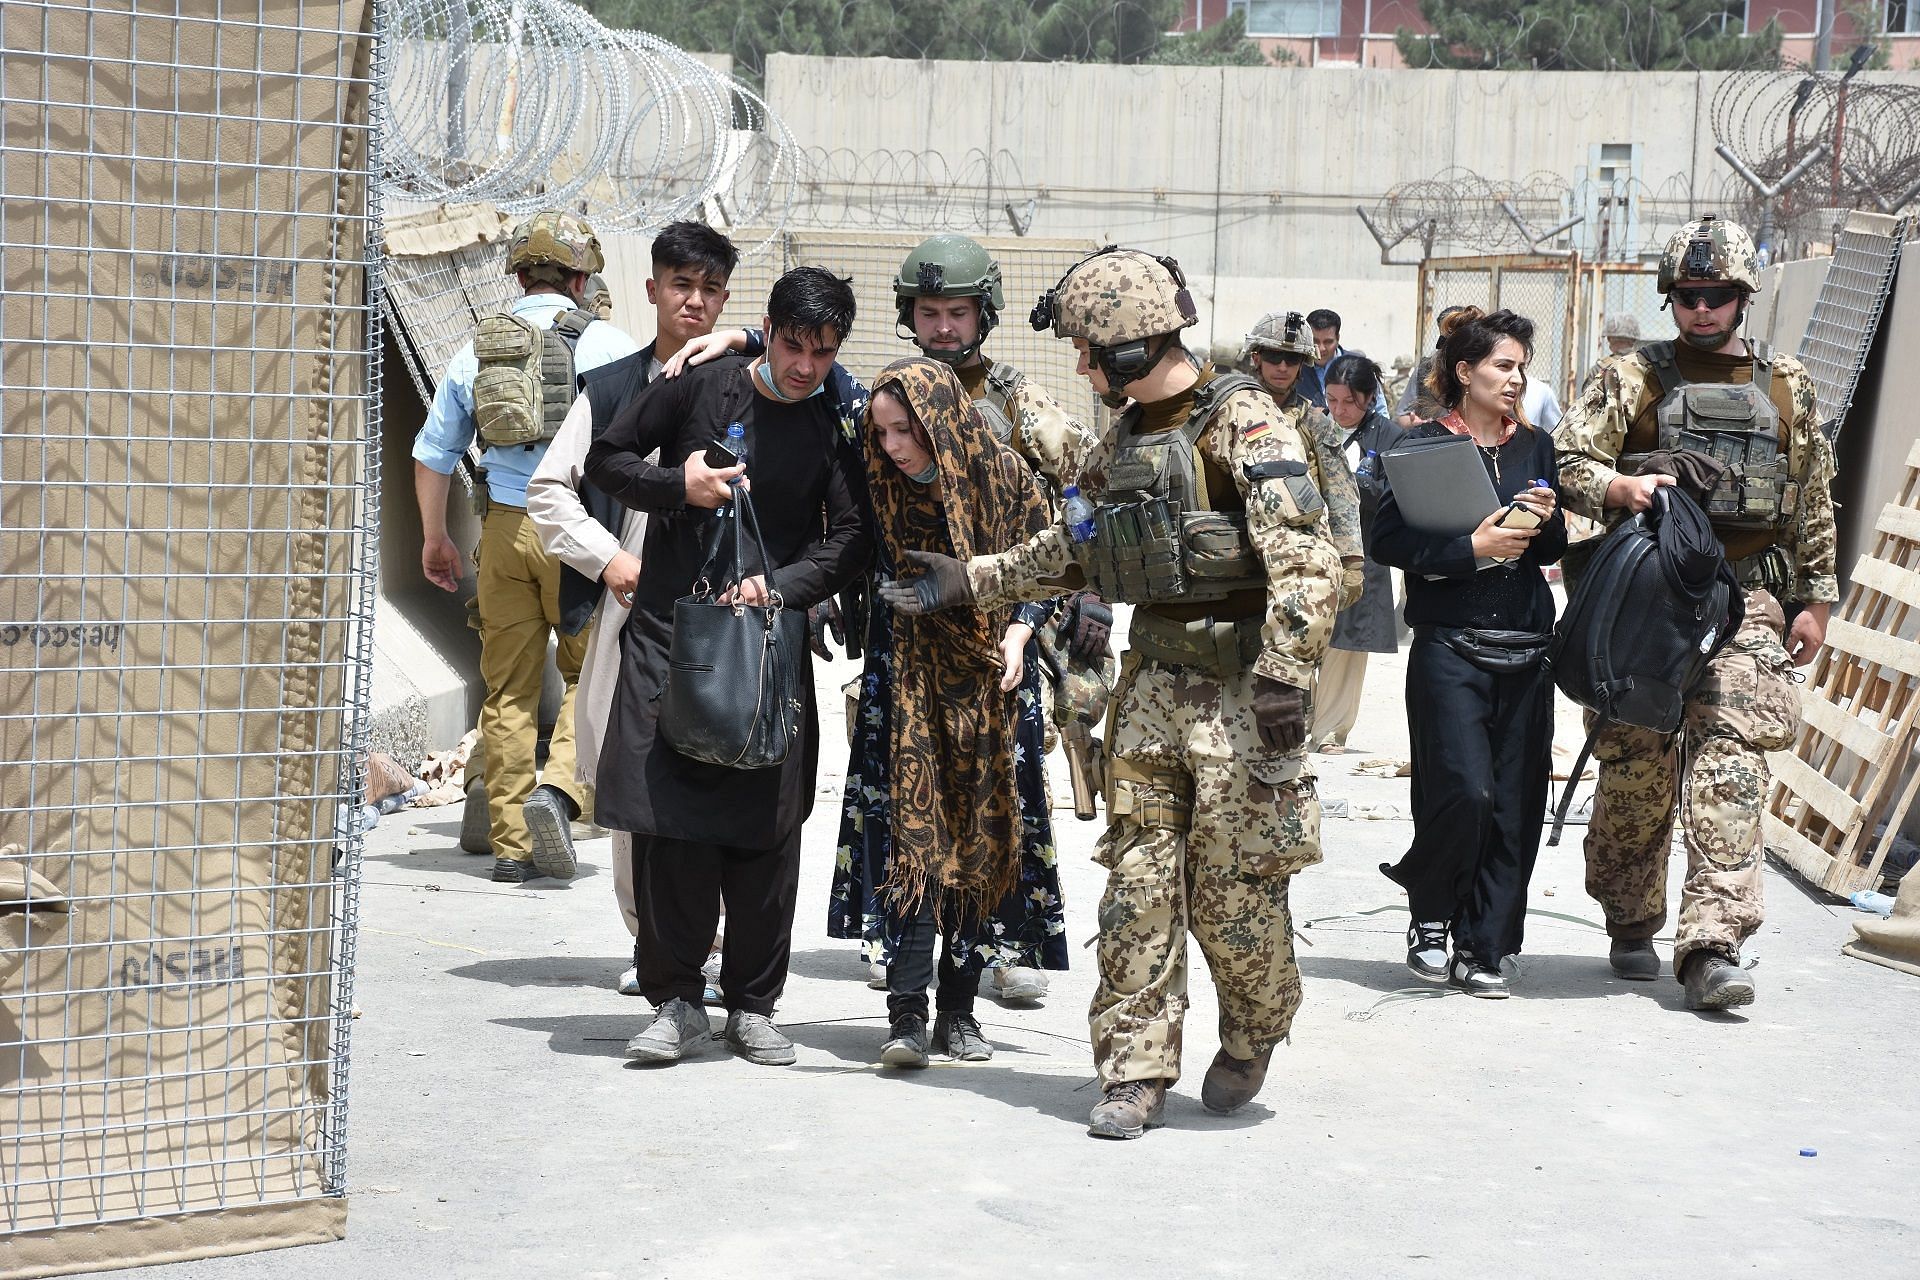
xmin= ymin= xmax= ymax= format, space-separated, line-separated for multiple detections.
xmin=1553 ymin=214 xmax=1839 ymax=1013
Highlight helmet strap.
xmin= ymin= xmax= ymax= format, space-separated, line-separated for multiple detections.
xmin=899 ymin=297 xmax=996 ymax=368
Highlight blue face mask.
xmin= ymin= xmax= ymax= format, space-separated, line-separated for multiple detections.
xmin=907 ymin=460 xmax=939 ymax=486
xmin=756 ymin=358 xmax=826 ymax=402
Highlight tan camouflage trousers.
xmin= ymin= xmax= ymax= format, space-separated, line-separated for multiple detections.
xmin=1090 ymin=654 xmax=1322 ymax=1085
xmin=1583 ymin=592 xmax=1799 ymax=973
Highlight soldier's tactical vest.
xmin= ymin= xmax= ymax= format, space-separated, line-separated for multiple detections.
xmin=1617 ymin=340 xmax=1798 ymax=545
xmin=973 ymin=360 xmax=1024 ymax=448
xmin=471 ymin=307 xmax=596 ymax=449
xmin=1078 ymin=372 xmax=1268 ymax=606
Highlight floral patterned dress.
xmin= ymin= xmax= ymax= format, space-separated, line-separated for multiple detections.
xmin=828 ymin=590 xmax=1070 ymax=972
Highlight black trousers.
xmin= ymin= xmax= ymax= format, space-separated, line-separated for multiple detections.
xmin=1384 ymin=634 xmax=1553 ymax=964
xmin=886 ymin=894 xmax=981 ymax=1023
xmin=635 ymin=828 xmax=802 ymax=1017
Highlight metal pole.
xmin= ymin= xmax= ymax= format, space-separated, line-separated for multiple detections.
xmin=1814 ymin=0 xmax=1834 ymax=71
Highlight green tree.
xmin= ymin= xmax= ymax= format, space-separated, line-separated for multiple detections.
xmin=1395 ymin=0 xmax=1782 ymax=71
xmin=583 ymin=0 xmax=1266 ymax=82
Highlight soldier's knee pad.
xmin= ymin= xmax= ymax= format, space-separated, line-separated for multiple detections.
xmin=1106 ymin=758 xmax=1194 ymax=832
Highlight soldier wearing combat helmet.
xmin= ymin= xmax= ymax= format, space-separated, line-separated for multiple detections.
xmin=879 ymin=246 xmax=1342 ymax=1139
xmin=1243 ymin=310 xmax=1367 ymax=609
xmin=410 ymin=210 xmax=638 ymax=885
xmin=1554 ymin=213 xmax=1838 ymax=1010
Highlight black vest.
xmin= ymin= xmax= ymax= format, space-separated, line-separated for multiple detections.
xmin=558 ymin=343 xmax=656 ymax=635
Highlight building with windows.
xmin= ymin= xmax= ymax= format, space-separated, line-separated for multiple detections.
xmin=1179 ymin=1 xmax=1920 ymax=69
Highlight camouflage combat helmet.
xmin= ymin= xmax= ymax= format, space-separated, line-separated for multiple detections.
xmin=1032 ymin=246 xmax=1197 ymax=347
xmin=895 ymin=235 xmax=1004 ymax=364
xmin=1244 ymin=310 xmax=1316 ymax=360
xmin=1602 ymin=313 xmax=1640 ymax=340
xmin=1657 ymin=214 xmax=1760 ymax=295
xmin=505 ymin=210 xmax=605 ymax=281
xmin=583 ymin=273 xmax=613 ymax=321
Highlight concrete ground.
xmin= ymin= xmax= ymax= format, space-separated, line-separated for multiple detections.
xmin=123 ymin=646 xmax=1919 ymax=1280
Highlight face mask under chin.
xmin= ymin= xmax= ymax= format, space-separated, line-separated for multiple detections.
xmin=905 ymin=459 xmax=940 ymax=486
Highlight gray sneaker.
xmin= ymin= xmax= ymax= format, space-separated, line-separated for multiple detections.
xmin=724 ymin=1010 xmax=796 ymax=1066
xmin=932 ymin=1011 xmax=993 ymax=1061
xmin=986 ymin=966 xmax=1048 ymax=1004
xmin=523 ymin=785 xmax=578 ymax=881
xmin=624 ymin=998 xmax=712 ymax=1063
xmin=880 ymin=1014 xmax=931 ymax=1069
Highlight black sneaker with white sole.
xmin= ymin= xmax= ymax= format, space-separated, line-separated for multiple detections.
xmin=1406 ymin=920 xmax=1449 ymax=983
xmin=1448 ymin=954 xmax=1510 ymax=999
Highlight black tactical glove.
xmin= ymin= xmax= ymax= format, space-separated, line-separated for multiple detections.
xmin=875 ymin=549 xmax=973 ymax=616
xmin=1066 ymin=592 xmax=1114 ymax=664
xmin=1252 ymin=678 xmax=1309 ymax=754
xmin=1634 ymin=448 xmax=1726 ymax=507
xmin=807 ymin=599 xmax=845 ymax=660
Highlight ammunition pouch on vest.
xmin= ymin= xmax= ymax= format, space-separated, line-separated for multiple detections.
xmin=1617 ymin=341 xmax=1796 ymax=538
xmin=1729 ymin=545 xmax=1793 ymax=596
xmin=1127 ymin=609 xmax=1263 ymax=678
xmin=472 ymin=307 xmax=596 ymax=450
xmin=1077 ymin=373 xmax=1270 ymax=606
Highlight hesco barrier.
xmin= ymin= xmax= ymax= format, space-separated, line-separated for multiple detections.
xmin=0 ymin=4 xmax=379 ymax=1275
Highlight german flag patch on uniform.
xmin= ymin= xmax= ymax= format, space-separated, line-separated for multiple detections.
xmin=1243 ymin=420 xmax=1273 ymax=443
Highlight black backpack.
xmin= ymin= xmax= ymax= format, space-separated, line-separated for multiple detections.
xmin=1544 ymin=487 xmax=1741 ymax=845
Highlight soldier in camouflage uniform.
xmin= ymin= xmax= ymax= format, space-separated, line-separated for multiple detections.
xmin=1243 ymin=310 xmax=1367 ymax=608
xmin=879 ymin=247 xmax=1342 ymax=1138
xmin=891 ymin=234 xmax=1107 ymax=1005
xmin=1554 ymin=214 xmax=1838 ymax=1010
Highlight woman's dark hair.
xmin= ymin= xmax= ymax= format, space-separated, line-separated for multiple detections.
xmin=650 ymin=221 xmax=738 ymax=282
xmin=1424 ymin=306 xmax=1534 ymax=410
xmin=768 ymin=266 xmax=856 ymax=344
xmin=1323 ymin=352 xmax=1384 ymax=403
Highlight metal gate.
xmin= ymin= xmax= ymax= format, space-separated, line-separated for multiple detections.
xmin=1418 ymin=255 xmax=1665 ymax=406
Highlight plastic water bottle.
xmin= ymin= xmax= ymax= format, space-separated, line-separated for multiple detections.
xmin=718 ymin=422 xmax=747 ymax=518
xmin=1850 ymin=890 xmax=1896 ymax=916
xmin=1354 ymin=449 xmax=1380 ymax=485
xmin=1062 ymin=485 xmax=1097 ymax=543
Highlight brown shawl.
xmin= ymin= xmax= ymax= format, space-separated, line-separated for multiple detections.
xmin=865 ymin=357 xmax=1051 ymax=923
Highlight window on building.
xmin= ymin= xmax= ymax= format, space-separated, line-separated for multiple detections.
xmin=1229 ymin=0 xmax=1342 ymax=38
xmin=1890 ymin=0 xmax=1920 ymax=34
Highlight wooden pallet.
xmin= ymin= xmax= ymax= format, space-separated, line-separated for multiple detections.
xmin=1766 ymin=438 xmax=1920 ymax=897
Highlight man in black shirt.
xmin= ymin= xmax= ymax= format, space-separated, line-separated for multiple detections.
xmin=585 ymin=268 xmax=870 ymax=1067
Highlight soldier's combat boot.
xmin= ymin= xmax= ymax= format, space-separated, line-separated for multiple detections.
xmin=1609 ymin=937 xmax=1661 ymax=981
xmin=1087 ymin=1080 xmax=1167 ymax=1140
xmin=1200 ymin=1046 xmax=1274 ymax=1115
xmin=1681 ymin=950 xmax=1755 ymax=1011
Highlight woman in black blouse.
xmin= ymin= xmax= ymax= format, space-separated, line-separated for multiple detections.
xmin=1368 ymin=307 xmax=1567 ymax=998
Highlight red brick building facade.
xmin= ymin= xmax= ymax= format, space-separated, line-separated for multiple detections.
xmin=1178 ymin=0 xmax=1920 ymax=69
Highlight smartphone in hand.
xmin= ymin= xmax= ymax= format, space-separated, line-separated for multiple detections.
xmin=703 ymin=437 xmax=740 ymax=469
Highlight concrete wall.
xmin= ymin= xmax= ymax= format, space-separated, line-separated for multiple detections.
xmin=765 ymin=56 xmax=1920 ymax=368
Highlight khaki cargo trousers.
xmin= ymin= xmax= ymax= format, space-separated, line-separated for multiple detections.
xmin=473 ymin=507 xmax=589 ymax=864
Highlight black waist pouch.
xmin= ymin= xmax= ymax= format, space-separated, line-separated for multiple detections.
xmin=1426 ymin=626 xmax=1552 ymax=675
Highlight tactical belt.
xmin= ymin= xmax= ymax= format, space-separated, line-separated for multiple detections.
xmin=1128 ymin=610 xmax=1262 ymax=678
xmin=1729 ymin=545 xmax=1792 ymax=596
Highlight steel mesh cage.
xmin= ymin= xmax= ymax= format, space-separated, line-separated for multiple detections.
xmin=1 ymin=1 xmax=379 ymax=1267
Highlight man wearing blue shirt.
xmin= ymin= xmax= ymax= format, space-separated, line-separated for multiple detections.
xmin=1304 ymin=308 xmax=1387 ymax=416
xmin=412 ymin=211 xmax=639 ymax=883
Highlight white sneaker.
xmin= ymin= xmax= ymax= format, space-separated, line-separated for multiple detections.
xmin=701 ymin=950 xmax=724 ymax=1007
xmin=987 ymin=966 xmax=1048 ymax=1004
xmin=616 ymin=966 xmax=642 ymax=996
xmin=866 ymin=960 xmax=888 ymax=991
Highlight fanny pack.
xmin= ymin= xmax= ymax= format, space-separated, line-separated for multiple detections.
xmin=1422 ymin=626 xmax=1552 ymax=675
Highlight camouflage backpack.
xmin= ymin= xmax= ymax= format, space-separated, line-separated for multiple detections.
xmin=471 ymin=308 xmax=596 ymax=449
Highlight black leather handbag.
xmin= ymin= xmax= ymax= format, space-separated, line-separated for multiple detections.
xmin=657 ymin=488 xmax=807 ymax=769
